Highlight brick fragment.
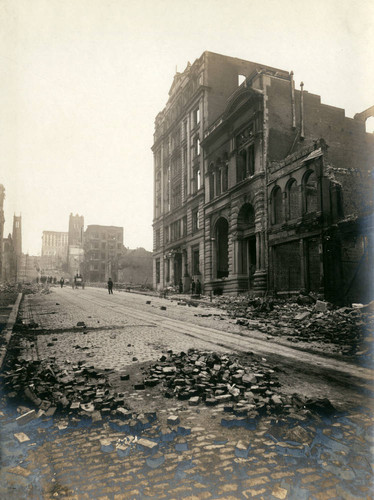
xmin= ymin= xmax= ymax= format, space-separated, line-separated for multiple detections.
xmin=16 ymin=410 xmax=36 ymax=426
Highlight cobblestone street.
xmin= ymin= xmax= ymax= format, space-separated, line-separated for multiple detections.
xmin=1 ymin=287 xmax=373 ymax=499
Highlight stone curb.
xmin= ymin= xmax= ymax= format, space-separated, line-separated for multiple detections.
xmin=0 ymin=292 xmax=23 ymax=371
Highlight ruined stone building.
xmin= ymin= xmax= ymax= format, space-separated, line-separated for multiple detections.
xmin=152 ymin=51 xmax=374 ymax=303
xmin=41 ymin=231 xmax=68 ymax=258
xmin=83 ymin=225 xmax=124 ymax=283
xmin=2 ymin=215 xmax=22 ymax=282
xmin=40 ymin=230 xmax=69 ymax=275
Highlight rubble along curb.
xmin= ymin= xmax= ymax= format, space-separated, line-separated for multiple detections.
xmin=0 ymin=292 xmax=23 ymax=371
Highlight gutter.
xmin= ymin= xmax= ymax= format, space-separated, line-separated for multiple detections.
xmin=0 ymin=292 xmax=22 ymax=371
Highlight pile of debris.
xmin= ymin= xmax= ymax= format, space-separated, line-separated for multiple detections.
xmin=142 ymin=349 xmax=340 ymax=424
xmin=1 ymin=334 xmax=128 ymax=419
xmin=142 ymin=349 xmax=283 ymax=414
xmin=0 ymin=283 xmax=19 ymax=307
xmin=216 ymin=295 xmax=372 ymax=357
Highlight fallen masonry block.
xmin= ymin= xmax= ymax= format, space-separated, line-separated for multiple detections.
xmin=14 ymin=432 xmax=30 ymax=443
xmin=235 ymin=440 xmax=251 ymax=458
xmin=24 ymin=388 xmax=42 ymax=407
xmin=16 ymin=410 xmax=36 ymax=426
xmin=7 ymin=466 xmax=31 ymax=477
xmin=134 ymin=384 xmax=145 ymax=390
xmin=45 ymin=407 xmax=56 ymax=417
xmin=162 ymin=366 xmax=177 ymax=374
xmin=81 ymin=403 xmax=95 ymax=413
xmin=188 ymin=396 xmax=200 ymax=406
xmin=167 ymin=415 xmax=180 ymax=426
xmin=271 ymin=395 xmax=283 ymax=405
xmin=215 ymin=394 xmax=231 ymax=403
xmin=39 ymin=400 xmax=51 ymax=411
xmin=205 ymin=397 xmax=218 ymax=406
xmin=275 ymin=441 xmax=307 ymax=458
xmin=315 ymin=300 xmax=328 ymax=312
xmin=144 ymin=378 xmax=160 ymax=387
xmin=137 ymin=438 xmax=158 ymax=452
xmin=116 ymin=444 xmax=130 ymax=458
xmin=56 ymin=421 xmax=68 ymax=430
xmin=92 ymin=411 xmax=102 ymax=422
xmin=294 ymin=311 xmax=311 ymax=321
xmin=160 ymin=306 xmax=167 ymax=311
xmin=160 ymin=427 xmax=176 ymax=442
xmin=146 ymin=301 xmax=151 ymax=304
xmin=100 ymin=438 xmax=114 ymax=453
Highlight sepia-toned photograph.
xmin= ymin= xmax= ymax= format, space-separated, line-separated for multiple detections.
xmin=0 ymin=0 xmax=373 ymax=498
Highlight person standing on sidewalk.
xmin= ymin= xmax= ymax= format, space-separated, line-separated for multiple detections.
xmin=60 ymin=277 xmax=64 ymax=288
xmin=107 ymin=277 xmax=114 ymax=294
xmin=196 ymin=279 xmax=201 ymax=297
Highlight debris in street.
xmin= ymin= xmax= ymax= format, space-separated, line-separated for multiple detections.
xmin=16 ymin=409 xmax=36 ymax=426
xmin=2 ymin=332 xmax=131 ymax=418
xmin=14 ymin=432 xmax=30 ymax=443
xmin=7 ymin=466 xmax=32 ymax=477
xmin=212 ymin=294 xmax=373 ymax=362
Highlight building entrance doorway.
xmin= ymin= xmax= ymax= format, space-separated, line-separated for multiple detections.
xmin=237 ymin=203 xmax=256 ymax=289
xmin=239 ymin=236 xmax=256 ymax=288
xmin=174 ymin=253 xmax=182 ymax=285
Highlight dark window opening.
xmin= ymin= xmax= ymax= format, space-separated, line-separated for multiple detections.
xmin=288 ymin=179 xmax=299 ymax=219
xmin=216 ymin=217 xmax=229 ymax=278
xmin=272 ymin=186 xmax=283 ymax=225
xmin=305 ymin=171 xmax=318 ymax=213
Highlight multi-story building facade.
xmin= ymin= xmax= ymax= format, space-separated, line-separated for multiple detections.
xmin=152 ymin=51 xmax=287 ymax=292
xmin=41 ymin=231 xmax=68 ymax=258
xmin=153 ymin=51 xmax=374 ymax=303
xmin=67 ymin=213 xmax=84 ymax=277
xmin=83 ymin=225 xmax=124 ymax=282
xmin=40 ymin=230 xmax=69 ymax=277
xmin=2 ymin=234 xmax=16 ymax=281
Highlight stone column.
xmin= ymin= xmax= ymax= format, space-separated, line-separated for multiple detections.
xmin=182 ymin=250 xmax=190 ymax=292
xmin=253 ymin=231 xmax=267 ymax=295
xmin=170 ymin=255 xmax=175 ymax=285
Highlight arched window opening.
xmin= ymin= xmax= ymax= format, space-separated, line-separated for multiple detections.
xmin=305 ymin=171 xmax=318 ymax=213
xmin=215 ymin=218 xmax=229 ymax=279
xmin=272 ymin=186 xmax=283 ymax=225
xmin=288 ymin=179 xmax=299 ymax=219
xmin=222 ymin=163 xmax=228 ymax=192
xmin=237 ymin=203 xmax=255 ymax=230
xmin=209 ymin=164 xmax=215 ymax=201
xmin=237 ymin=151 xmax=246 ymax=182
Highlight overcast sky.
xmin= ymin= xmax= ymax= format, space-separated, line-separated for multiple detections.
xmin=0 ymin=0 xmax=373 ymax=255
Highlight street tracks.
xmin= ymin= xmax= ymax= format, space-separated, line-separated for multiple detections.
xmin=64 ymin=289 xmax=374 ymax=385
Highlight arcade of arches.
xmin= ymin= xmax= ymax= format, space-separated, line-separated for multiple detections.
xmin=211 ymin=203 xmax=267 ymax=293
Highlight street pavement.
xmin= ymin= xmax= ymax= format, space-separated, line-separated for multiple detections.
xmin=0 ymin=286 xmax=373 ymax=499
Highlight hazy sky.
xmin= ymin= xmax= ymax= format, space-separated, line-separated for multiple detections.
xmin=0 ymin=0 xmax=373 ymax=255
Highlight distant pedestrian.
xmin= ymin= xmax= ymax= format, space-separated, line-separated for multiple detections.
xmin=60 ymin=277 xmax=64 ymax=288
xmin=107 ymin=277 xmax=113 ymax=294
xmin=179 ymin=278 xmax=183 ymax=294
xmin=196 ymin=279 xmax=201 ymax=296
xmin=191 ymin=279 xmax=195 ymax=294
